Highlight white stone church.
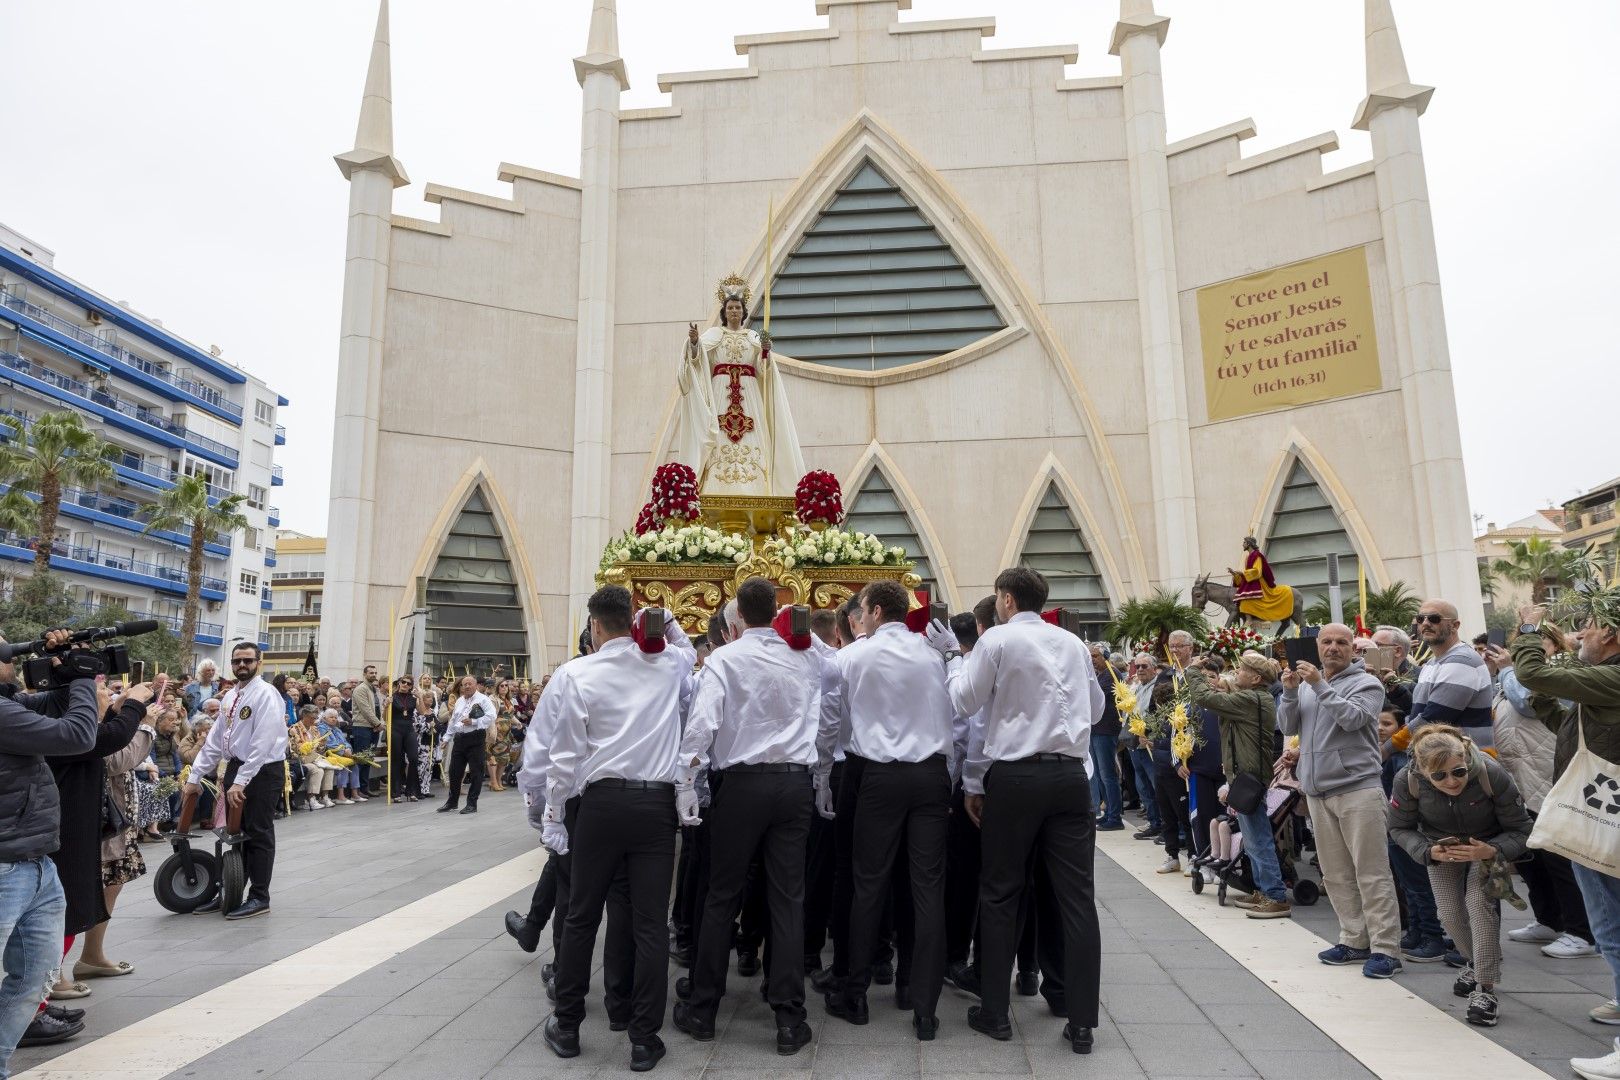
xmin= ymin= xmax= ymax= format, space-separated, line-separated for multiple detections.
xmin=320 ymin=0 xmax=1480 ymax=675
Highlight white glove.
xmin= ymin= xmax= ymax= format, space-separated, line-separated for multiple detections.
xmin=815 ymin=782 xmax=836 ymax=820
xmin=676 ymin=784 xmax=701 ymax=826
xmin=924 ymin=618 xmax=958 ymax=658
xmin=542 ymin=820 xmax=569 ymax=856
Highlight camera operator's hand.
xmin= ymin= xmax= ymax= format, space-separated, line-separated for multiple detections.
xmin=123 ymin=681 xmax=156 ymax=706
xmin=42 ymin=628 xmax=73 ymax=652
xmin=95 ymin=674 xmax=111 ymax=717
xmin=226 ymin=783 xmax=246 ymax=811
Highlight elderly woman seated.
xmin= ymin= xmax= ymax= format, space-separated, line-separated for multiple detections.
xmin=289 ymin=704 xmax=340 ymax=809
xmin=317 ymin=707 xmax=365 ymax=804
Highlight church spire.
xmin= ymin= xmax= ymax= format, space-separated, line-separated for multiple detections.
xmin=335 ymin=0 xmax=408 ymax=185
xmin=1352 ymin=0 xmax=1432 ymax=130
xmin=1110 ymin=0 xmax=1169 ymax=55
xmin=574 ymin=0 xmax=629 ymax=90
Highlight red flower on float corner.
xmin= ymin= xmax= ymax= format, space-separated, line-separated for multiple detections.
xmin=634 ymin=501 xmax=659 ymax=536
xmin=794 ymin=469 xmax=845 ymax=526
xmin=649 ymin=462 xmax=702 ymax=525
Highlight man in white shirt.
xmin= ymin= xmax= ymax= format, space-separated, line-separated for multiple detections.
xmin=536 ymin=588 xmax=696 ymax=1072
xmin=820 ymin=595 xmax=874 ymax=994
xmin=671 ymin=579 xmax=836 ymax=1055
xmin=822 ymin=581 xmax=955 ymax=1040
xmin=438 ymin=675 xmax=496 ymax=815
xmin=934 ymin=567 xmax=1104 ymax=1055
xmin=183 ymin=642 xmax=288 ymax=920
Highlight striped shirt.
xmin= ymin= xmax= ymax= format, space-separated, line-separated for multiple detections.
xmin=1406 ymin=642 xmax=1496 ymax=751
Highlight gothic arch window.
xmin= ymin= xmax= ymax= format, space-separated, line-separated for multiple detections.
xmin=1263 ymin=459 xmax=1362 ymax=609
xmin=844 ymin=466 xmax=939 ymax=602
xmin=754 ymin=160 xmax=1006 ymax=372
xmin=424 ymin=486 xmax=529 ymax=679
xmin=1017 ymin=483 xmax=1111 ymax=637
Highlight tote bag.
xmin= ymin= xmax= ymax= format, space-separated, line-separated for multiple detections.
xmin=1529 ymin=706 xmax=1620 ymax=875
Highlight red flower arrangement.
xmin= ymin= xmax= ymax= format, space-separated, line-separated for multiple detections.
xmin=649 ymin=462 xmax=702 ymax=525
xmin=794 ymin=469 xmax=845 ymax=526
xmin=1200 ymin=624 xmax=1269 ymax=662
xmin=634 ymin=501 xmax=659 ymax=536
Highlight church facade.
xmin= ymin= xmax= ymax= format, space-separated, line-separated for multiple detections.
xmin=321 ymin=0 xmax=1480 ymax=675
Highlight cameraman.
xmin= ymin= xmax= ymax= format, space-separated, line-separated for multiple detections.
xmin=0 ymin=629 xmax=107 ymax=1076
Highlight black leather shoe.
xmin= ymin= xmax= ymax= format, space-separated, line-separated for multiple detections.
xmin=1063 ymin=1023 xmax=1094 ymax=1054
xmin=672 ymin=1001 xmax=714 ymax=1041
xmin=18 ymin=1012 xmax=84 ymax=1047
xmin=967 ymin=1005 xmax=1012 ymax=1041
xmin=459 ymin=805 xmax=477 ymax=815
xmin=824 ymin=991 xmax=869 ymax=1025
xmin=674 ymin=975 xmax=692 ymax=1001
xmin=1016 ymin=971 xmax=1039 ymax=997
xmin=945 ymin=961 xmax=980 ymax=997
xmin=736 ymin=949 xmax=760 ymax=977
xmin=630 ymin=1036 xmax=665 ymax=1072
xmin=194 ymin=895 xmax=222 ymax=915
xmin=913 ymin=1014 xmax=938 ymax=1041
xmin=43 ymin=1002 xmax=84 ymax=1024
xmin=895 ymin=984 xmax=912 ymax=1011
xmin=1044 ymin=996 xmax=1068 ymax=1018
xmin=504 ymin=911 xmax=541 ymax=953
xmin=809 ymin=966 xmax=841 ymax=995
xmin=437 ymin=803 xmax=457 ymax=813
xmin=541 ymin=961 xmax=556 ymax=985
xmin=225 ymin=897 xmax=270 ymax=920
xmin=669 ymin=944 xmax=691 ymax=967
xmin=873 ymin=959 xmax=895 ymax=986
xmin=777 ymin=1020 xmax=812 ymax=1055
xmin=543 ymin=1015 xmax=580 ymax=1058
xmin=609 ymin=1016 xmax=630 ymax=1032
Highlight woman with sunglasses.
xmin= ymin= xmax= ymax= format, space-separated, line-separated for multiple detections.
xmin=1388 ymin=723 xmax=1531 ymax=1028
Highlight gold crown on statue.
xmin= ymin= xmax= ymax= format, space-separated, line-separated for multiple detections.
xmin=715 ymin=273 xmax=752 ymax=307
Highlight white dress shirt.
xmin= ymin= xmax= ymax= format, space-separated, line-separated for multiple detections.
xmin=445 ymin=691 xmax=498 ymax=736
xmin=188 ymin=675 xmax=288 ymax=787
xmin=679 ymin=627 xmax=837 ymax=782
xmin=947 ymin=611 xmax=1103 ymax=794
xmin=840 ymin=621 xmax=956 ymax=764
xmin=541 ymin=631 xmax=697 ymax=820
xmin=517 ymin=664 xmax=570 ymax=829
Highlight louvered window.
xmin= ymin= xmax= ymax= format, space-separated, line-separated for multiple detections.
xmin=1264 ymin=460 xmax=1361 ymax=607
xmin=755 ymin=161 xmax=1005 ymax=371
xmin=425 ymin=487 xmax=529 ymax=678
xmin=844 ymin=467 xmax=938 ymax=602
xmin=1018 ymin=483 xmax=1110 ymax=635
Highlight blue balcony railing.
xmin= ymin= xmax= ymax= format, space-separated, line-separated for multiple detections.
xmin=270 ymin=463 xmax=284 ymax=486
xmin=0 ymin=287 xmax=241 ymax=419
xmin=0 ymin=531 xmax=227 ymax=593
xmin=0 ymin=352 xmax=238 ymax=465
xmin=69 ymin=601 xmax=224 ymax=641
xmin=266 ymin=505 xmax=280 ymax=526
xmin=274 ymin=423 xmax=285 ymax=445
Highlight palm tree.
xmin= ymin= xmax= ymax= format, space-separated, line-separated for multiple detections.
xmin=1105 ymin=587 xmax=1207 ymax=658
xmin=1478 ymin=560 xmax=1498 ymax=604
xmin=0 ymin=412 xmax=119 ymax=571
xmin=143 ymin=475 xmax=248 ymax=660
xmin=0 ymin=489 xmax=38 ymax=540
xmin=1492 ymin=535 xmax=1586 ymax=605
xmin=1306 ymin=581 xmax=1422 ymax=629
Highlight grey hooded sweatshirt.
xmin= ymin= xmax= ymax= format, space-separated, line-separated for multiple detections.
xmin=1277 ymin=657 xmax=1386 ymax=799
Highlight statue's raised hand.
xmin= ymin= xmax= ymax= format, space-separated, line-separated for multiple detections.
xmin=688 ymin=322 xmax=699 ymax=344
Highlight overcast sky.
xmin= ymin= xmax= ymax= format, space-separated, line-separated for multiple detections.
xmin=2 ymin=1 xmax=1615 ymax=538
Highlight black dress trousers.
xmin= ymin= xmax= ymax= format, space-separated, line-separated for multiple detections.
xmin=553 ymin=782 xmax=677 ymax=1042
xmin=803 ymin=760 xmax=842 ymax=964
xmin=944 ymin=777 xmax=981 ymax=966
xmin=844 ymin=754 xmax=951 ymax=1020
xmin=552 ymin=795 xmax=636 ymax=1021
xmin=976 ymin=755 xmax=1101 ymax=1028
xmin=221 ymin=758 xmax=285 ymax=904
xmin=446 ymin=730 xmax=486 ymax=808
xmin=688 ymin=766 xmax=813 ymax=1027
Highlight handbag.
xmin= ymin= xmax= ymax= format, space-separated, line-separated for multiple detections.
xmin=1528 ymin=706 xmax=1620 ymax=875
xmin=100 ymin=776 xmax=130 ymax=839
xmin=1223 ymin=698 xmax=1268 ymax=815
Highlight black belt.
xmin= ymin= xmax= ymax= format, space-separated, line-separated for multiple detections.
xmin=725 ymin=763 xmax=809 ymax=774
xmin=588 ymin=779 xmax=675 ymax=791
xmin=854 ymin=753 xmax=948 ymax=766
xmin=1016 ymin=752 xmax=1082 ymax=764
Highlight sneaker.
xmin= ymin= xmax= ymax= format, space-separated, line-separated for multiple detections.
xmin=1246 ymin=898 xmax=1292 ymax=920
xmin=1452 ymin=967 xmax=1477 ymax=997
xmin=1156 ymin=857 xmax=1180 ymax=875
xmin=321 ymin=796 xmax=335 ymax=808
xmin=1466 ymin=989 xmax=1498 ymax=1027
xmin=308 ymin=799 xmax=323 ymax=810
xmin=1400 ymin=938 xmax=1446 ymax=963
xmin=334 ymin=796 xmax=352 ymax=805
xmin=1443 ymin=948 xmax=1468 ymax=969
xmin=1544 ymin=933 xmax=1600 ymax=959
xmin=1572 ymin=1038 xmax=1620 ymax=1080
xmin=1230 ymin=892 xmax=1259 ymax=909
xmin=1590 ymin=1000 xmax=1620 ymax=1026
xmin=353 ymin=793 xmax=369 ymax=803
xmin=1362 ymin=953 xmax=1402 ymax=979
xmin=1200 ymin=868 xmax=1217 ymax=885
xmin=1507 ymin=920 xmax=1560 ymax=944
xmin=1318 ymin=944 xmax=1371 ymax=966
xmin=1133 ymin=827 xmax=1157 ymax=840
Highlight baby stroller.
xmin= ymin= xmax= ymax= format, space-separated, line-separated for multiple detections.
xmin=1191 ymin=761 xmax=1319 ymax=908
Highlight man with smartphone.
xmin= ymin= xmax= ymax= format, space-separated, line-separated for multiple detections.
xmin=438 ymin=675 xmax=497 ymax=814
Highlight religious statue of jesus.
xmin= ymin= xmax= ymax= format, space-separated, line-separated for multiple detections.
xmin=672 ymin=273 xmax=806 ymax=496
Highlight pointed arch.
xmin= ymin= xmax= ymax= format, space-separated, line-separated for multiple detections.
xmin=396 ymin=460 xmax=549 ymax=677
xmin=1248 ymin=430 xmax=1391 ymax=607
xmin=998 ymin=454 xmax=1128 ymax=621
xmin=841 ymin=441 xmax=958 ymax=610
xmin=645 ymin=108 xmax=1149 ymax=590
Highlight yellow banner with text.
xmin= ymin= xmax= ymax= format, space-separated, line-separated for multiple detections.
xmin=1196 ymin=246 xmax=1381 ymax=422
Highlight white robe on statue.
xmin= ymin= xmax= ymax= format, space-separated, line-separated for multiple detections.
xmin=673 ymin=326 xmax=806 ymax=496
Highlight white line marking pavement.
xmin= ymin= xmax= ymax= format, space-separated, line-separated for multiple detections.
xmin=1098 ymin=829 xmax=1553 ymax=1080
xmin=17 ymin=848 xmax=546 ymax=1080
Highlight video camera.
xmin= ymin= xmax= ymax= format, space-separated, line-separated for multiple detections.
xmin=0 ymin=619 xmax=159 ymax=689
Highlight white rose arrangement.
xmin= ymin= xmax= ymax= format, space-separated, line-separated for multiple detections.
xmin=762 ymin=526 xmax=913 ymax=570
xmin=600 ymin=524 xmax=752 ymax=570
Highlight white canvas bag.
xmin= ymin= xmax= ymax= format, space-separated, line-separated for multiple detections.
xmin=1529 ymin=706 xmax=1620 ymax=875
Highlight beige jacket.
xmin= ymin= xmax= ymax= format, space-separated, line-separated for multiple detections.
xmin=1492 ymin=692 xmax=1555 ymax=814
xmin=102 ymin=723 xmax=154 ymax=864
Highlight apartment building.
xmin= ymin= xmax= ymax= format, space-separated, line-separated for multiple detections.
xmin=264 ymin=531 xmax=325 ymax=675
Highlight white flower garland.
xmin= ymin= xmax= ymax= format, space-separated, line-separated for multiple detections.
xmin=761 ymin=526 xmax=910 ymax=570
xmin=603 ymin=524 xmax=752 ymax=567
